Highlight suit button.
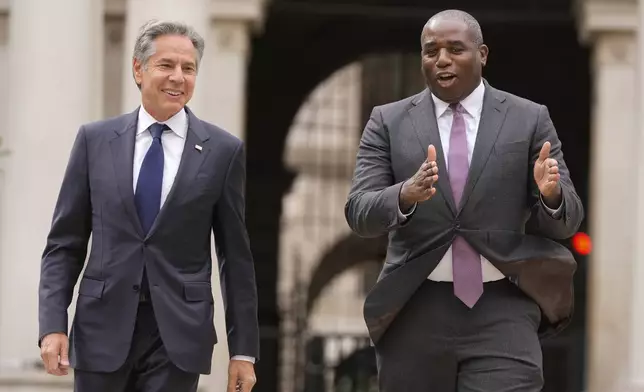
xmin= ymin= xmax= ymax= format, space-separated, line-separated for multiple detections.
xmin=132 ymin=285 xmax=140 ymax=292
xmin=454 ymin=220 xmax=461 ymax=230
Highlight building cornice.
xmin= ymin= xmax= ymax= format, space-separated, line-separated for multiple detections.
xmin=0 ymin=0 xmax=269 ymax=31
xmin=576 ymin=0 xmax=637 ymax=43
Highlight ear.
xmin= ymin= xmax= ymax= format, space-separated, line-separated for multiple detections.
xmin=133 ymin=58 xmax=144 ymax=86
xmin=479 ymin=44 xmax=489 ymax=67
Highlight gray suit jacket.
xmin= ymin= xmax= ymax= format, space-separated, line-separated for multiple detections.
xmin=38 ymin=107 xmax=259 ymax=374
xmin=345 ymin=81 xmax=584 ymax=345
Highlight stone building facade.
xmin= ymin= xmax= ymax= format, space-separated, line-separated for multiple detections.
xmin=0 ymin=0 xmax=642 ymax=391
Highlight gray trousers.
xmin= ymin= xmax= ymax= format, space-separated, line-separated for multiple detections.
xmin=375 ymin=279 xmax=543 ymax=392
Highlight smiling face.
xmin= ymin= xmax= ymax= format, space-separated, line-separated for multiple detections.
xmin=420 ymin=17 xmax=488 ymax=103
xmin=133 ymin=34 xmax=198 ymax=121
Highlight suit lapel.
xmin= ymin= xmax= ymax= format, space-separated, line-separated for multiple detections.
xmin=146 ymin=107 xmax=211 ymax=239
xmin=408 ymin=90 xmax=457 ymax=214
xmin=110 ymin=109 xmax=144 ymax=237
xmin=459 ymin=83 xmax=509 ymax=211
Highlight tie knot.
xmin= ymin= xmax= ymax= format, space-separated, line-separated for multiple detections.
xmin=149 ymin=123 xmax=167 ymax=139
xmin=449 ymin=103 xmax=465 ymax=114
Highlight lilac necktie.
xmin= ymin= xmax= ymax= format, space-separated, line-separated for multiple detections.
xmin=448 ymin=103 xmax=483 ymax=308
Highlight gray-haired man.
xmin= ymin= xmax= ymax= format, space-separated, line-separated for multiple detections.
xmin=38 ymin=20 xmax=259 ymax=392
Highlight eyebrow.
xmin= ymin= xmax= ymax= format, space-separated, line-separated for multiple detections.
xmin=156 ymin=57 xmax=196 ymax=67
xmin=423 ymin=40 xmax=467 ymax=49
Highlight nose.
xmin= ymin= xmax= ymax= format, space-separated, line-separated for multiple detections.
xmin=436 ymin=49 xmax=452 ymax=68
xmin=168 ymin=65 xmax=184 ymax=83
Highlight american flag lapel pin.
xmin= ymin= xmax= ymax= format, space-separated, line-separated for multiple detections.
xmin=195 ymin=144 xmax=203 ymax=152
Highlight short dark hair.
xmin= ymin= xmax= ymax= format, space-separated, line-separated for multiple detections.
xmin=426 ymin=9 xmax=484 ymax=46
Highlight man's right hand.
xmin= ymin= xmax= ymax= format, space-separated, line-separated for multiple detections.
xmin=399 ymin=144 xmax=439 ymax=212
xmin=40 ymin=332 xmax=70 ymax=376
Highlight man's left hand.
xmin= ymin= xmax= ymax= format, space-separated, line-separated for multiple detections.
xmin=534 ymin=141 xmax=562 ymax=207
xmin=227 ymin=359 xmax=257 ymax=392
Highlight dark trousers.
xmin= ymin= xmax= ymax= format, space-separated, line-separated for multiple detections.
xmin=375 ymin=279 xmax=543 ymax=392
xmin=74 ymin=301 xmax=200 ymax=392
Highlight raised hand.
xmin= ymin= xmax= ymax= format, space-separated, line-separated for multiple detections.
xmin=399 ymin=144 xmax=439 ymax=212
xmin=533 ymin=141 xmax=562 ymax=206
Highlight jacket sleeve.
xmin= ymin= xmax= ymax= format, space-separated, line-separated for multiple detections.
xmin=525 ymin=105 xmax=584 ymax=239
xmin=212 ymin=141 xmax=260 ymax=360
xmin=39 ymin=126 xmax=92 ymax=345
xmin=345 ymin=107 xmax=411 ymax=238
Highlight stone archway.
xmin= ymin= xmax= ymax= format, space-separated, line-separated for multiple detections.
xmin=305 ymin=234 xmax=385 ymax=314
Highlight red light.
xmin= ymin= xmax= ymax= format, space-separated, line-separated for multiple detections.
xmin=572 ymin=232 xmax=592 ymax=255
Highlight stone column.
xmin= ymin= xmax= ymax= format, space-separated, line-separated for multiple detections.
xmin=0 ymin=0 xmax=103 ymax=371
xmin=630 ymin=0 xmax=644 ymax=389
xmin=206 ymin=0 xmax=267 ymax=138
xmin=202 ymin=2 xmax=267 ymax=389
xmin=200 ymin=20 xmax=249 ymax=138
xmin=576 ymin=1 xmax=639 ymax=391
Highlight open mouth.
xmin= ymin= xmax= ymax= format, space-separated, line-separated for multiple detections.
xmin=436 ymin=73 xmax=457 ymax=87
xmin=163 ymin=89 xmax=183 ymax=98
xmin=436 ymin=73 xmax=456 ymax=82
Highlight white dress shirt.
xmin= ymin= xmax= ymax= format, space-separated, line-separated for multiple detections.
xmin=135 ymin=105 xmax=255 ymax=363
xmin=398 ymin=81 xmax=563 ymax=282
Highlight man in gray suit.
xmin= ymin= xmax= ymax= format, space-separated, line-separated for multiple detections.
xmin=38 ymin=20 xmax=258 ymax=392
xmin=345 ymin=9 xmax=583 ymax=391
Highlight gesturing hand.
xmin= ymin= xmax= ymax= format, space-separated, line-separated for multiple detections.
xmin=533 ymin=141 xmax=562 ymax=205
xmin=399 ymin=144 xmax=439 ymax=212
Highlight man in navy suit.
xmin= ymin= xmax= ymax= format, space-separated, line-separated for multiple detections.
xmin=38 ymin=19 xmax=259 ymax=392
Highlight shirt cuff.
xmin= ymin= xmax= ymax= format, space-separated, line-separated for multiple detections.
xmin=540 ymin=193 xmax=564 ymax=219
xmin=397 ymin=202 xmax=417 ymax=221
xmin=231 ymin=355 xmax=255 ymax=364
xmin=397 ymin=185 xmax=417 ymax=221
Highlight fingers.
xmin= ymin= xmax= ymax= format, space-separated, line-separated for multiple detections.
xmin=401 ymin=157 xmax=440 ymax=205
xmin=417 ymin=174 xmax=438 ymax=193
xmin=59 ymin=338 xmax=70 ymax=375
xmin=227 ymin=369 xmax=239 ymax=392
xmin=413 ymin=160 xmax=439 ymax=201
xmin=40 ymin=333 xmax=70 ymax=377
xmin=418 ymin=165 xmax=438 ymax=181
xmin=422 ymin=187 xmax=437 ymax=200
xmin=538 ymin=141 xmax=551 ymax=163
xmin=240 ymin=377 xmax=256 ymax=392
xmin=419 ymin=161 xmax=438 ymax=179
xmin=537 ymin=157 xmax=561 ymax=197
xmin=231 ymin=373 xmax=256 ymax=392
xmin=546 ymin=158 xmax=559 ymax=182
xmin=41 ymin=340 xmax=63 ymax=376
xmin=427 ymin=144 xmax=437 ymax=163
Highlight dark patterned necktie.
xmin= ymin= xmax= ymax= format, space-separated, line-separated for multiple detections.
xmin=448 ymin=103 xmax=483 ymax=308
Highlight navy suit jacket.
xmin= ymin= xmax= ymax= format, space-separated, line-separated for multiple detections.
xmin=38 ymin=107 xmax=259 ymax=374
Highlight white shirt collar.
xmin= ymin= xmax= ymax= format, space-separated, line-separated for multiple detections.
xmin=137 ymin=105 xmax=188 ymax=138
xmin=431 ymin=79 xmax=485 ymax=118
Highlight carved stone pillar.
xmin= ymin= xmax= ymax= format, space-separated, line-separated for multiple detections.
xmin=576 ymin=1 xmax=641 ymax=391
xmin=0 ymin=0 xmax=103 ymax=375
